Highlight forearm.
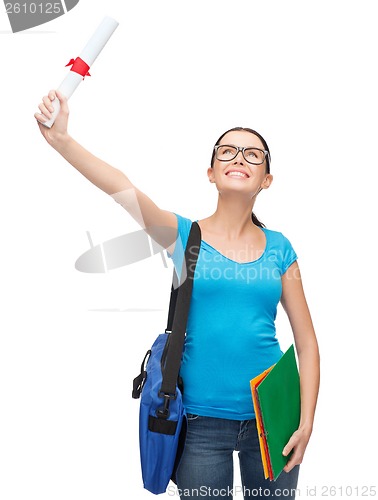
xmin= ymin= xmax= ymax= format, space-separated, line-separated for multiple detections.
xmin=297 ymin=336 xmax=320 ymax=432
xmin=52 ymin=135 xmax=132 ymax=195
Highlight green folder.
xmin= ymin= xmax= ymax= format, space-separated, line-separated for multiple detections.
xmin=252 ymin=344 xmax=301 ymax=480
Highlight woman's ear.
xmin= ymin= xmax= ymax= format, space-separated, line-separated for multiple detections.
xmin=207 ymin=167 xmax=215 ymax=183
xmin=261 ymin=174 xmax=273 ymax=189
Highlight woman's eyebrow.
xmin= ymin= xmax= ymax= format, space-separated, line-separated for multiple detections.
xmin=222 ymin=144 xmax=260 ymax=148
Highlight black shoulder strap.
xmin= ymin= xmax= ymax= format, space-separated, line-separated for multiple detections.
xmin=160 ymin=221 xmax=201 ymax=397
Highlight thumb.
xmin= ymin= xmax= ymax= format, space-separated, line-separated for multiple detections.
xmin=55 ymin=89 xmax=69 ymax=114
xmin=282 ymin=434 xmax=297 ymax=456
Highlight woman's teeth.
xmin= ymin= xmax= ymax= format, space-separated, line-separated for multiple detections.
xmin=226 ymin=171 xmax=248 ymax=178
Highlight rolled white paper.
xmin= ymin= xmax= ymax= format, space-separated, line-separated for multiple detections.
xmin=40 ymin=16 xmax=119 ymax=128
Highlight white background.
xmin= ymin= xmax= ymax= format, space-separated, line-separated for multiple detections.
xmin=0 ymin=1 xmax=377 ymax=499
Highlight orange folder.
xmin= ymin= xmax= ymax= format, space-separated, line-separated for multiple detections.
xmin=250 ymin=365 xmax=274 ymax=479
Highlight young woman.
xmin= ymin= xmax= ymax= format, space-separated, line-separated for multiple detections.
xmin=35 ymin=90 xmax=320 ymax=500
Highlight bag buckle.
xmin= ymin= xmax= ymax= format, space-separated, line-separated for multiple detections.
xmin=156 ymin=392 xmax=176 ymax=419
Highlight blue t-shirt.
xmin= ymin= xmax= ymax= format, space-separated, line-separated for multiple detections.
xmin=166 ymin=213 xmax=298 ymax=420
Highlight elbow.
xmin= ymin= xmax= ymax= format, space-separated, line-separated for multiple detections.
xmin=296 ymin=334 xmax=320 ymax=361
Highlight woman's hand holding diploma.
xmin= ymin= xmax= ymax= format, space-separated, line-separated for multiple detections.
xmin=35 ymin=89 xmax=70 ymax=149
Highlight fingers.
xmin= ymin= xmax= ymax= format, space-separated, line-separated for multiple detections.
xmin=34 ymin=111 xmax=46 ymax=123
xmin=282 ymin=429 xmax=308 ymax=473
xmin=37 ymin=90 xmax=55 ymax=118
xmin=283 ymin=451 xmax=303 ymax=473
xmin=282 ymin=433 xmax=298 ymax=473
xmin=34 ymin=89 xmax=69 ymax=123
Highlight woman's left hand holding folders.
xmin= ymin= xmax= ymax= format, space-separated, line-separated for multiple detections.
xmin=282 ymin=424 xmax=312 ymax=473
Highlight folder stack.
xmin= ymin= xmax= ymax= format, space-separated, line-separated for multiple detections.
xmin=250 ymin=345 xmax=300 ymax=481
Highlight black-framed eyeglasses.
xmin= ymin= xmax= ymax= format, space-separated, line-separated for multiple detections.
xmin=214 ymin=145 xmax=270 ymax=165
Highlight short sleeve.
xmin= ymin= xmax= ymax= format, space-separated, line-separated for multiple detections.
xmin=166 ymin=213 xmax=193 ymax=283
xmin=280 ymin=233 xmax=298 ymax=275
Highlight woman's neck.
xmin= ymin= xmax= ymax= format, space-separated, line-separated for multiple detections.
xmin=206 ymin=194 xmax=259 ymax=240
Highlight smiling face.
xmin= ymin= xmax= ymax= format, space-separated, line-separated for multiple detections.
xmin=208 ymin=130 xmax=273 ymax=195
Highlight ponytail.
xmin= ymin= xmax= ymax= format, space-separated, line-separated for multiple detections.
xmin=251 ymin=212 xmax=265 ymax=228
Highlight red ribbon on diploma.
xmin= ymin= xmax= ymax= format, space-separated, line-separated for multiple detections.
xmin=65 ymin=57 xmax=91 ymax=80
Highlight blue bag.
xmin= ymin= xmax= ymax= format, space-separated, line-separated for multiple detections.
xmin=137 ymin=334 xmax=187 ymax=494
xmin=132 ymin=222 xmax=201 ymax=495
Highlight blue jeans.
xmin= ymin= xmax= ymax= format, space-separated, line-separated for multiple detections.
xmin=175 ymin=414 xmax=300 ymax=499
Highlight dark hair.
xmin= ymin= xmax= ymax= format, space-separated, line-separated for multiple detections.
xmin=210 ymin=127 xmax=271 ymax=228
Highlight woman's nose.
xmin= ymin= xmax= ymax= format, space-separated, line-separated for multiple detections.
xmin=233 ymin=150 xmax=245 ymax=164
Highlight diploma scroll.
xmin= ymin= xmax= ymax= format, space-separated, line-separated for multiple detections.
xmin=40 ymin=16 xmax=119 ymax=128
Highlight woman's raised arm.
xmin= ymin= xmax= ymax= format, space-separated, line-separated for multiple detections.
xmin=35 ymin=89 xmax=178 ymax=253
